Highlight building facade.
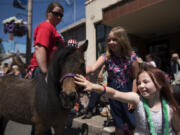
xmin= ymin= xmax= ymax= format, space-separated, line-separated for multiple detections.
xmin=60 ymin=18 xmax=86 ymax=44
xmin=0 ymin=40 xmax=26 ymax=53
xmin=85 ymin=0 xmax=180 ymax=72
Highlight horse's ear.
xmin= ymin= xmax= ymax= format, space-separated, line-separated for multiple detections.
xmin=78 ymin=40 xmax=88 ymax=52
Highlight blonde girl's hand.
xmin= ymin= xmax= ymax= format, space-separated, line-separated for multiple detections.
xmin=128 ymin=103 xmax=135 ymax=110
xmin=74 ymin=74 xmax=94 ymax=91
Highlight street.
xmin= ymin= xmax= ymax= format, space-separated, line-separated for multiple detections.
xmin=4 ymin=115 xmax=115 ymax=135
xmin=5 ymin=121 xmax=31 ymax=135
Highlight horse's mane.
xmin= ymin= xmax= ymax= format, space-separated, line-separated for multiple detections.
xmin=47 ymin=47 xmax=78 ymax=91
xmin=33 ymin=47 xmax=79 ymax=109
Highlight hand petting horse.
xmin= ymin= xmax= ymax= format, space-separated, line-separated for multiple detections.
xmin=0 ymin=41 xmax=88 ymax=135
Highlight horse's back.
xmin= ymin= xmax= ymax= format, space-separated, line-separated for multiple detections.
xmin=0 ymin=76 xmax=35 ymax=124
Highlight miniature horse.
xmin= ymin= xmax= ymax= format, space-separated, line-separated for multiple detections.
xmin=0 ymin=42 xmax=88 ymax=135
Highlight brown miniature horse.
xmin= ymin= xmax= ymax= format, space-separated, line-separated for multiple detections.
xmin=0 ymin=42 xmax=88 ymax=135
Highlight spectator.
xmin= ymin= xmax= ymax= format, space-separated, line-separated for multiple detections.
xmin=0 ymin=65 xmax=5 ymax=77
xmin=170 ymin=53 xmax=180 ymax=80
xmin=145 ymin=54 xmax=157 ymax=67
xmin=7 ymin=65 xmax=22 ymax=78
xmin=11 ymin=65 xmax=22 ymax=78
xmin=25 ymin=2 xmax=65 ymax=135
xmin=3 ymin=63 xmax=10 ymax=75
xmin=86 ymin=26 xmax=139 ymax=135
xmin=74 ymin=64 xmax=180 ymax=135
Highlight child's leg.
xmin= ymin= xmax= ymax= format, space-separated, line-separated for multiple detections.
xmin=129 ymin=130 xmax=134 ymax=135
xmin=115 ymin=128 xmax=125 ymax=135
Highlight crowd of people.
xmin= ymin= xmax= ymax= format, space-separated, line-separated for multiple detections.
xmin=0 ymin=62 xmax=22 ymax=78
xmin=0 ymin=1 xmax=180 ymax=135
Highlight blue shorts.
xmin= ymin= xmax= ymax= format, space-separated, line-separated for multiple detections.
xmin=109 ymin=99 xmax=136 ymax=130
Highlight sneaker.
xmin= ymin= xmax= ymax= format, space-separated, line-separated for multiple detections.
xmin=82 ymin=111 xmax=93 ymax=119
xmin=103 ymin=127 xmax=115 ymax=133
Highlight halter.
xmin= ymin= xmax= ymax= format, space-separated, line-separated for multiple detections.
xmin=59 ymin=73 xmax=83 ymax=96
xmin=60 ymin=73 xmax=75 ymax=83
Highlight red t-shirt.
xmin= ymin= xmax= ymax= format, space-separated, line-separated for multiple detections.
xmin=30 ymin=21 xmax=64 ymax=67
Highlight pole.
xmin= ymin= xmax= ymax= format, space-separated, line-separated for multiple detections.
xmin=26 ymin=0 xmax=33 ymax=65
xmin=74 ymin=0 xmax=76 ymax=23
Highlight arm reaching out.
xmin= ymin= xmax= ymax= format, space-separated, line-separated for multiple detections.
xmin=74 ymin=74 xmax=140 ymax=106
xmin=86 ymin=55 xmax=106 ymax=74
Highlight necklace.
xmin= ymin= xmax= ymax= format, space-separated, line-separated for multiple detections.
xmin=142 ymin=97 xmax=169 ymax=135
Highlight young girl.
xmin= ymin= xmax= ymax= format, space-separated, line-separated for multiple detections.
xmin=75 ymin=65 xmax=180 ymax=135
xmin=86 ymin=26 xmax=139 ymax=135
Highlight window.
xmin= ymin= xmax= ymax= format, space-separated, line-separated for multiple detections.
xmin=148 ymin=40 xmax=170 ymax=72
xmin=95 ymin=23 xmax=111 ymax=59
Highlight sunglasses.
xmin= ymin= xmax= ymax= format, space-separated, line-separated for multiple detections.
xmin=51 ymin=11 xmax=63 ymax=18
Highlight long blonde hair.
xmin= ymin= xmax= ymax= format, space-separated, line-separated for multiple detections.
xmin=106 ymin=26 xmax=132 ymax=59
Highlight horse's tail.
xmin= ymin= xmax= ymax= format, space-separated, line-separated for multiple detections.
xmin=0 ymin=116 xmax=8 ymax=135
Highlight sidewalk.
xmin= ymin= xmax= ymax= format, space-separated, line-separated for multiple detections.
xmin=4 ymin=113 xmax=114 ymax=135
xmin=65 ymin=115 xmax=115 ymax=135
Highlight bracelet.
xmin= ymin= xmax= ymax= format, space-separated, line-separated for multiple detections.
xmin=100 ymin=84 xmax=106 ymax=95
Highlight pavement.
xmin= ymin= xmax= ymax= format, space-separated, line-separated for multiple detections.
xmin=66 ymin=115 xmax=115 ymax=135
xmin=4 ymin=115 xmax=115 ymax=135
xmin=4 ymin=121 xmax=32 ymax=135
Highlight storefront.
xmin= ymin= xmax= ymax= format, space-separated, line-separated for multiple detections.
xmin=85 ymin=0 xmax=180 ymax=72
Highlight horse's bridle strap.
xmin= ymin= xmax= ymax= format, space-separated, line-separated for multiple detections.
xmin=60 ymin=73 xmax=75 ymax=83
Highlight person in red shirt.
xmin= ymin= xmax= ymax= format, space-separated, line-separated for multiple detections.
xmin=27 ymin=2 xmax=65 ymax=79
xmin=27 ymin=2 xmax=65 ymax=135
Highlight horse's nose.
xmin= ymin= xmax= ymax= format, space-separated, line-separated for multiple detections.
xmin=70 ymin=91 xmax=78 ymax=102
xmin=60 ymin=91 xmax=78 ymax=109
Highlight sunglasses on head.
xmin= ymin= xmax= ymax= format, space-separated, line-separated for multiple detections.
xmin=51 ymin=11 xmax=63 ymax=18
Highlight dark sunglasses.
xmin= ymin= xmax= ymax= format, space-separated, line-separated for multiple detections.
xmin=51 ymin=11 xmax=63 ymax=18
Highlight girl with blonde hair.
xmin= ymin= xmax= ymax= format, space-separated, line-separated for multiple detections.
xmin=86 ymin=26 xmax=139 ymax=135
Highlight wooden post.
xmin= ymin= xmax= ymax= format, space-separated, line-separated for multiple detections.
xmin=26 ymin=0 xmax=33 ymax=65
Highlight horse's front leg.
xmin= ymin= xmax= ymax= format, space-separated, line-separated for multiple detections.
xmin=34 ymin=123 xmax=48 ymax=135
xmin=53 ymin=113 xmax=69 ymax=135
xmin=0 ymin=117 xmax=8 ymax=135
xmin=53 ymin=120 xmax=67 ymax=135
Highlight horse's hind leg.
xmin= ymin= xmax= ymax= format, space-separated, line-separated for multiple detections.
xmin=0 ymin=117 xmax=8 ymax=135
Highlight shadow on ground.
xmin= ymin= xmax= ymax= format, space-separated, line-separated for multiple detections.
xmin=65 ymin=124 xmax=88 ymax=135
